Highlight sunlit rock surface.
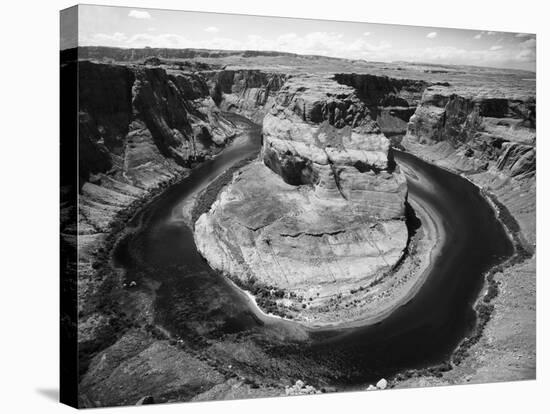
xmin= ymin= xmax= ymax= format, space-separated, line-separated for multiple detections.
xmin=402 ymin=84 xmax=536 ymax=244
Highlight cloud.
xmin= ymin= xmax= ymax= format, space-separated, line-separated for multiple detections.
xmin=363 ymin=32 xmax=371 ymax=36
xmin=474 ymin=31 xmax=499 ymax=40
xmin=204 ymin=26 xmax=220 ymax=33
xmin=516 ymin=48 xmax=535 ymax=62
xmin=426 ymin=32 xmax=437 ymax=39
xmin=147 ymin=27 xmax=156 ymax=32
xmin=515 ymin=33 xmax=532 ymax=38
xmin=490 ymin=45 xmax=503 ymax=51
xmin=520 ymin=38 xmax=536 ymax=48
xmin=128 ymin=10 xmax=151 ymax=19
xmin=515 ymin=37 xmax=536 ymax=63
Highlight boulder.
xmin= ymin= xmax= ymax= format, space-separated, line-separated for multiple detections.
xmin=376 ymin=378 xmax=388 ymax=389
xmin=136 ymin=396 xmax=155 ymax=405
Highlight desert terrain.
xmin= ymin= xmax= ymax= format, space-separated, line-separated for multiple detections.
xmin=60 ymin=46 xmax=535 ymax=406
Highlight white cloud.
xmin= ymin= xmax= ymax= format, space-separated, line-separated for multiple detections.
xmin=490 ymin=45 xmax=503 ymax=51
xmin=474 ymin=31 xmax=499 ymax=40
xmin=520 ymin=38 xmax=536 ymax=48
xmin=426 ymin=32 xmax=437 ymax=39
xmin=515 ymin=33 xmax=532 ymax=38
xmin=128 ymin=10 xmax=151 ymax=19
xmin=204 ymin=26 xmax=220 ymax=33
xmin=147 ymin=27 xmax=156 ymax=32
xmin=516 ymin=48 xmax=535 ymax=62
xmin=363 ymin=32 xmax=371 ymax=36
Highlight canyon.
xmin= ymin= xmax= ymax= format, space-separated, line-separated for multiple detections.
xmin=61 ymin=47 xmax=536 ymax=406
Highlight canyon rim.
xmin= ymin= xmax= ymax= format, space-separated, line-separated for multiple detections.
xmin=60 ymin=4 xmax=536 ymax=408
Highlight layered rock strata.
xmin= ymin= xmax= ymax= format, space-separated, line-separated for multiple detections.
xmin=68 ymin=60 xmax=242 ymax=368
xmin=334 ymin=73 xmax=429 ymax=136
xmin=65 ymin=58 xmax=294 ymax=405
xmin=205 ymin=69 xmax=287 ymax=123
xmin=401 ymin=84 xmax=536 ymax=384
xmin=195 ymin=75 xmax=409 ymax=323
xmin=402 ymin=85 xmax=536 ymax=245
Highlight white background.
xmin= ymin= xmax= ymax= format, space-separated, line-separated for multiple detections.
xmin=0 ymin=0 xmax=547 ymax=412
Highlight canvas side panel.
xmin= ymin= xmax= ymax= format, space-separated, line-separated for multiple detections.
xmin=60 ymin=5 xmax=79 ymax=409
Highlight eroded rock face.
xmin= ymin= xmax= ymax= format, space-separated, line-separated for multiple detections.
xmin=206 ymin=69 xmax=287 ymax=123
xmin=76 ymin=61 xmax=237 ymax=235
xmin=333 ymin=73 xmax=429 ymax=136
xmin=195 ymin=75 xmax=409 ymax=323
xmin=402 ymin=85 xmax=536 ymax=247
xmin=262 ymin=75 xmax=407 ymax=217
xmin=403 ymin=85 xmax=536 ymax=179
xmin=71 ymin=61 xmax=239 ymax=362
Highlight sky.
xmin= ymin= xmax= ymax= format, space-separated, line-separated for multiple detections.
xmin=75 ymin=5 xmax=536 ymax=71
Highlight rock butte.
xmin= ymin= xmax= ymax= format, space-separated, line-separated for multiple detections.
xmin=194 ymin=74 xmax=409 ymax=322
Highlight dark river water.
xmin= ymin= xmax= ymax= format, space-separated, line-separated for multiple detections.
xmin=113 ymin=115 xmax=514 ymax=385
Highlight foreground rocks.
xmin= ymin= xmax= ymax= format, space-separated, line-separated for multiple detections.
xmin=195 ymin=74 xmax=409 ymax=324
xmin=285 ymin=380 xmax=321 ymax=396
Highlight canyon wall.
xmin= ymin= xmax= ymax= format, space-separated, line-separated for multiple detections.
xmin=72 ymin=60 xmax=242 ymax=371
xmin=402 ymin=85 xmax=536 ymax=246
xmin=204 ymin=69 xmax=287 ymax=123
xmin=77 ymin=60 xmax=238 ymax=239
xmin=195 ymin=74 xmax=410 ymax=323
xmin=334 ymin=73 xmax=429 ymax=137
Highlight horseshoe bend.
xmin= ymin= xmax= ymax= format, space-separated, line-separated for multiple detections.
xmin=62 ymin=45 xmax=536 ymax=406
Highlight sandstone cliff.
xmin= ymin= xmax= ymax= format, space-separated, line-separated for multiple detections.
xmin=400 ymin=84 xmax=536 ymax=386
xmin=72 ymin=60 xmax=242 ymax=376
xmin=195 ymin=74 xmax=409 ymax=324
xmin=205 ymin=69 xmax=287 ymax=123
xmin=402 ymin=85 xmax=536 ymax=246
xmin=334 ymin=73 xmax=429 ymax=137
xmin=76 ymin=60 xmax=238 ymax=232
